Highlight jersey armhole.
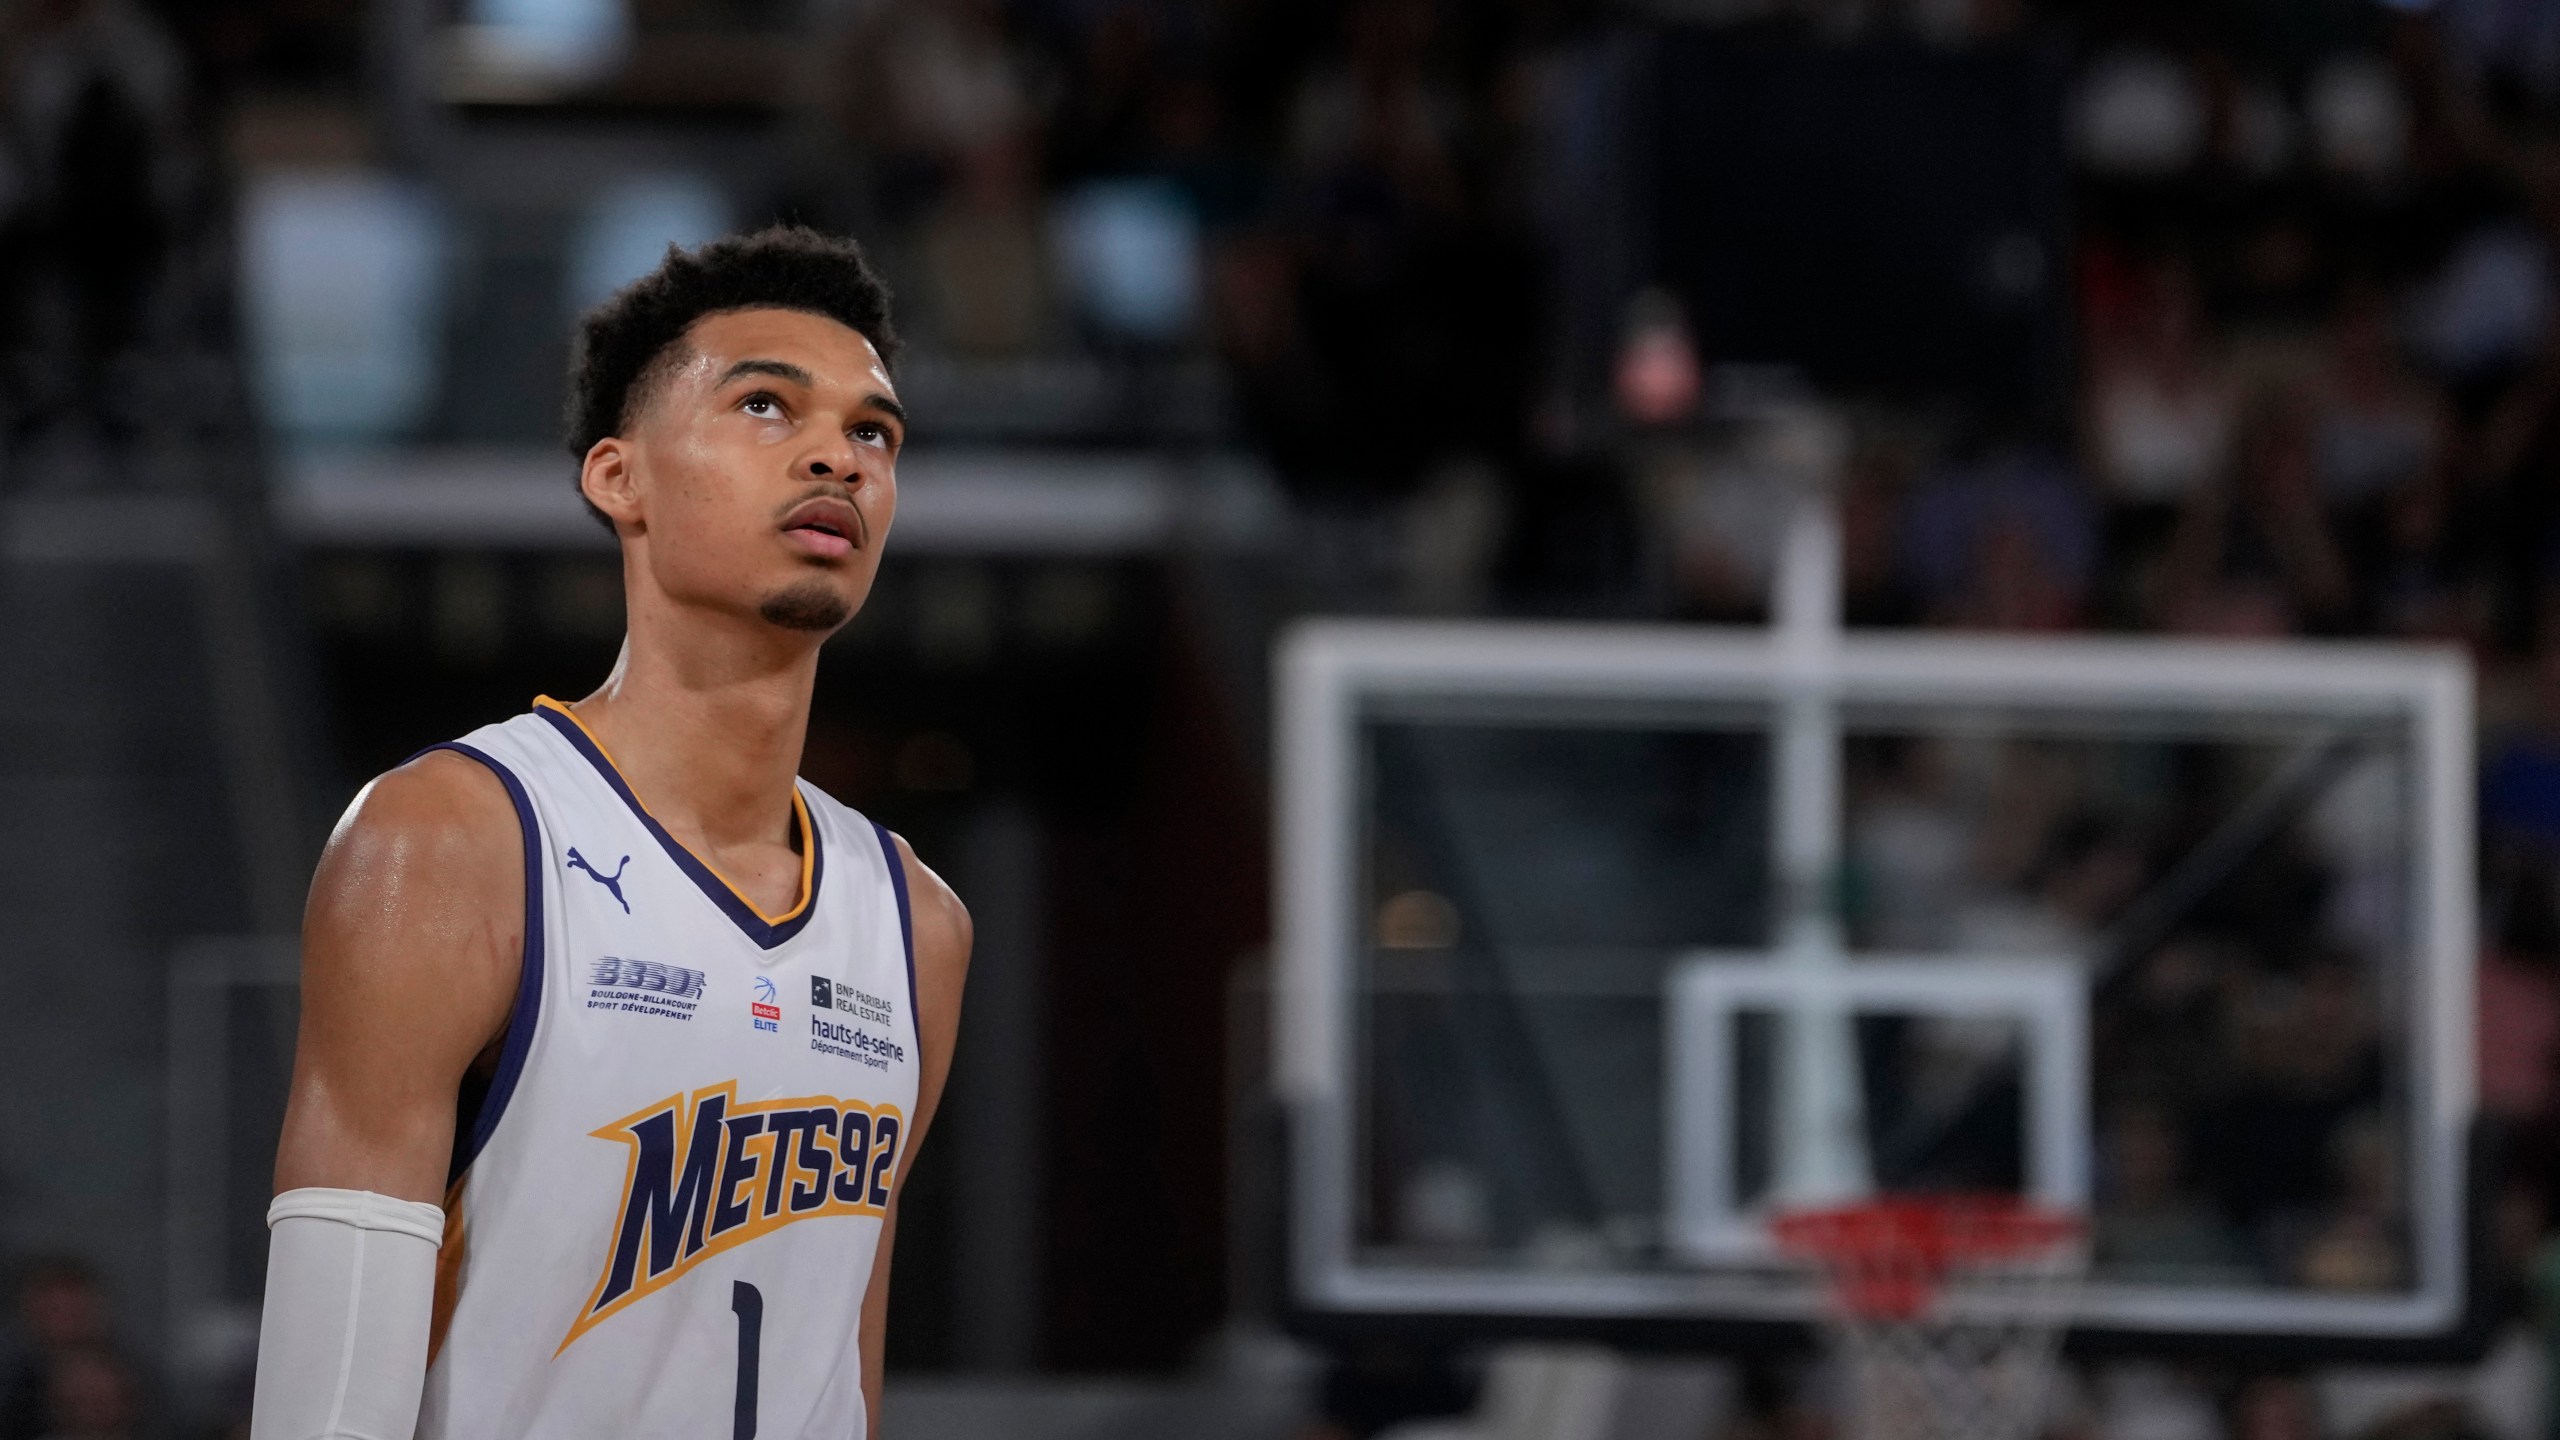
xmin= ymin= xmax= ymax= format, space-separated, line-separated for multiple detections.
xmin=870 ymin=820 xmax=919 ymax=1036
xmin=417 ymin=742 xmax=547 ymax=1180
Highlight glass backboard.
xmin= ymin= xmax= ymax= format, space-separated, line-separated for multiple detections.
xmin=1274 ymin=622 xmax=2474 ymax=1351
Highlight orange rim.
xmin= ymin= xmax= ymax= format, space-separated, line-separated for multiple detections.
xmin=1769 ymin=1196 xmax=2082 ymax=1321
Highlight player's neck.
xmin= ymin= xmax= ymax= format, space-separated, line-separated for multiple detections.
xmin=568 ymin=609 xmax=819 ymax=853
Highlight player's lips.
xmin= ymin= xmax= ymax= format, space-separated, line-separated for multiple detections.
xmin=779 ymin=496 xmax=861 ymax=560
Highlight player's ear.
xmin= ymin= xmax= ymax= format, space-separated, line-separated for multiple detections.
xmin=580 ymin=437 xmax=644 ymax=533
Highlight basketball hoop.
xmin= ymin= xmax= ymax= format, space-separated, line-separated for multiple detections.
xmin=1772 ymin=1197 xmax=2086 ymax=1440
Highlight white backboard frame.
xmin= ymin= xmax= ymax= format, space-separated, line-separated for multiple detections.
xmin=1665 ymin=955 xmax=2091 ymax=1260
xmin=1274 ymin=620 xmax=2475 ymax=1342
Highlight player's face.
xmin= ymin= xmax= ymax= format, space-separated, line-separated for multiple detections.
xmin=605 ymin=307 xmax=903 ymax=636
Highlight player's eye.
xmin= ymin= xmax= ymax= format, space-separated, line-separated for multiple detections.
xmin=851 ymin=421 xmax=895 ymax=448
xmin=741 ymin=391 xmax=785 ymax=419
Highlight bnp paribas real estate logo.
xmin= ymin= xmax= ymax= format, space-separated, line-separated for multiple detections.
xmin=809 ymin=975 xmax=895 ymax=1026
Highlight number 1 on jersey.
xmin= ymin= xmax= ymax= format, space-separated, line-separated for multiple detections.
xmin=732 ymin=1281 xmax=763 ymax=1439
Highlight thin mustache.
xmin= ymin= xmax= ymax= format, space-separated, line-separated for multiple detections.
xmin=778 ymin=481 xmax=872 ymax=550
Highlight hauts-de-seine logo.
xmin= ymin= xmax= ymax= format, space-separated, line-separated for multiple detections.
xmin=750 ymin=975 xmax=781 ymax=1033
xmin=561 ymin=1080 xmax=906 ymax=1351
xmin=808 ymin=974 xmax=906 ymax=1072
xmin=586 ymin=958 xmax=704 ymax=1021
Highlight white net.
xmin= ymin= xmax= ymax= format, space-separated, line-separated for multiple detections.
xmin=1777 ymin=1201 xmax=2086 ymax=1440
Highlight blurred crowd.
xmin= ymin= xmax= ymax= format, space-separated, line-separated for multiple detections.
xmin=788 ymin=0 xmax=2560 ymax=645
xmin=800 ymin=0 xmax=1566 ymax=518
xmin=0 ymin=0 xmax=2546 ymax=637
xmin=1836 ymin=729 xmax=2416 ymax=1297
xmin=0 ymin=0 xmax=210 ymax=460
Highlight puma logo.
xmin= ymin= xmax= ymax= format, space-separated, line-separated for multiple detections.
xmin=566 ymin=848 xmax=632 ymax=913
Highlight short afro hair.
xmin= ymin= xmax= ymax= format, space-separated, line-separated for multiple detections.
xmin=564 ymin=224 xmax=899 ymax=519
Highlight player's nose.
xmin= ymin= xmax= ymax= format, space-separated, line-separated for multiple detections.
xmin=793 ymin=430 xmax=864 ymax=488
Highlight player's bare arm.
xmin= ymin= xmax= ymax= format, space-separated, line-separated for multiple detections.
xmin=274 ymin=751 xmax=523 ymax=1204
xmin=859 ymin=839 xmax=972 ymax=1426
xmin=250 ymin=750 xmax=524 ymax=1440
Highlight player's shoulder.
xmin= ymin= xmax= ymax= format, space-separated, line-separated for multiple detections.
xmin=319 ymin=747 xmax=525 ymax=889
xmin=362 ymin=747 xmax=519 ymax=834
xmin=888 ymin=831 xmax=970 ymax=956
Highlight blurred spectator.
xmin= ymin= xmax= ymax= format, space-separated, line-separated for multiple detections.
xmin=1652 ymin=432 xmax=1792 ymax=622
xmin=2481 ymin=627 xmax=2560 ymax=853
xmin=2158 ymin=389 xmax=2354 ymax=635
xmin=0 ymin=1259 xmax=109 ymax=1440
xmin=2409 ymin=221 xmax=2551 ymax=392
xmin=2311 ymin=281 xmax=2460 ymax=636
xmin=1045 ymin=1 xmax=1158 ymax=183
xmin=30 ymin=1347 xmax=136 ymax=1440
xmin=1847 ymin=736 xmax=1968 ymax=951
xmin=1255 ymin=0 xmax=1547 ymax=502
xmin=1396 ymin=459 xmax=1504 ymax=613
xmin=2295 ymin=1111 xmax=2405 ymax=1291
xmin=1491 ymin=450 xmax=1637 ymax=610
xmin=2479 ymin=839 xmax=2560 ymax=1126
xmin=2304 ymin=55 xmax=2411 ymax=186
xmin=1139 ymin=70 xmax=1261 ymax=230
xmin=2090 ymin=1362 xmax=2222 ymax=1440
xmin=2202 ymin=955 xmax=2389 ymax=1281
xmin=1900 ymin=440 xmax=2094 ymax=631
xmin=1839 ymin=439 xmax=1919 ymax=626
xmin=2366 ymin=463 xmax=2485 ymax=642
xmin=836 ymin=0 xmax=1033 ymax=222
xmin=2073 ymin=48 xmax=2210 ymax=179
xmin=2230 ymin=1373 xmax=2319 ymax=1440
xmin=2086 ymin=264 xmax=2233 ymax=514
xmin=1849 ymin=736 xmax=2150 ymax=960
xmin=2310 ymin=284 xmax=2445 ymax=510
xmin=2472 ymin=331 xmax=2560 ymax=648
xmin=1953 ymin=811 xmax=2145 ymax=959
xmin=2102 ymin=937 xmax=2233 ymax=1118
xmin=2304 ymin=746 xmax=2418 ymax=960
xmin=1283 ymin=0 xmax=1460 ymax=214
xmin=2319 ymin=1325 xmax=2548 ymax=1440
xmin=917 ymin=130 xmax=1054 ymax=354
xmin=1614 ymin=289 xmax=1702 ymax=431
xmin=4 ymin=0 xmax=191 ymax=436
xmin=2095 ymin=1102 xmax=2253 ymax=1283
xmin=2478 ymin=939 xmax=2560 ymax=1121
xmin=1210 ymin=229 xmax=1329 ymax=475
xmin=2443 ymin=0 xmax=2560 ymax=101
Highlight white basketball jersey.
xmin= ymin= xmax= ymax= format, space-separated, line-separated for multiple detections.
xmin=411 ymin=698 xmax=920 ymax=1440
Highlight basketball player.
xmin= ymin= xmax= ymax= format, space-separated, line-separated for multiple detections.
xmin=248 ymin=227 xmax=969 ymax=1439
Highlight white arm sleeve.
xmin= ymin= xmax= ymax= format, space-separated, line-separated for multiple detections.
xmin=249 ymin=1187 xmax=446 ymax=1440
